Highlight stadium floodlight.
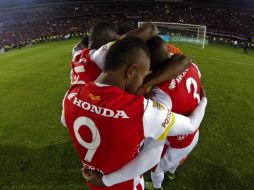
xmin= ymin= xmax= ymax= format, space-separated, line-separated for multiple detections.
xmin=138 ymin=22 xmax=207 ymax=49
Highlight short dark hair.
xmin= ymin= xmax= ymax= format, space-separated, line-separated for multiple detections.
xmin=81 ymin=35 xmax=89 ymax=47
xmin=147 ymin=36 xmax=168 ymax=71
xmin=89 ymin=22 xmax=117 ymax=49
xmin=104 ymin=37 xmax=150 ymax=72
xmin=147 ymin=36 xmax=165 ymax=54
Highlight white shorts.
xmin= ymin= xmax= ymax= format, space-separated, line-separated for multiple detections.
xmin=154 ymin=130 xmax=199 ymax=174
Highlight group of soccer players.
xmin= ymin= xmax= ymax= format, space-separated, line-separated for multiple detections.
xmin=61 ymin=22 xmax=207 ymax=190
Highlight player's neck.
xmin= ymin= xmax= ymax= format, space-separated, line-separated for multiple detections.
xmin=96 ymin=72 xmax=125 ymax=91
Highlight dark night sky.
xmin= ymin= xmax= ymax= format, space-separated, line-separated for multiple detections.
xmin=0 ymin=0 xmax=254 ymax=9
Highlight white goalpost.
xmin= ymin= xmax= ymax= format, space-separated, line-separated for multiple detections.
xmin=138 ymin=22 xmax=207 ymax=49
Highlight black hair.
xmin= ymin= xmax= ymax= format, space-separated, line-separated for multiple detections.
xmin=104 ymin=37 xmax=150 ymax=72
xmin=81 ymin=34 xmax=89 ymax=47
xmin=147 ymin=36 xmax=165 ymax=55
xmin=147 ymin=36 xmax=169 ymax=71
xmin=89 ymin=22 xmax=117 ymax=49
xmin=117 ymin=24 xmax=133 ymax=36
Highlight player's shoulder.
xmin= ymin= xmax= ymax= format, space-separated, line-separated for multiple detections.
xmin=189 ymin=62 xmax=201 ymax=78
xmin=143 ymin=98 xmax=174 ymax=140
xmin=102 ymin=41 xmax=116 ymax=50
xmin=80 ymin=47 xmax=90 ymax=56
xmin=89 ymin=82 xmax=145 ymax=107
xmin=94 ymin=41 xmax=116 ymax=54
xmin=167 ymin=44 xmax=182 ymax=54
xmin=156 ymin=78 xmax=174 ymax=92
xmin=143 ymin=98 xmax=168 ymax=117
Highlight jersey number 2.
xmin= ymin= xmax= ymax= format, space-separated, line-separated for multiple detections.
xmin=74 ymin=117 xmax=101 ymax=162
xmin=186 ymin=77 xmax=200 ymax=103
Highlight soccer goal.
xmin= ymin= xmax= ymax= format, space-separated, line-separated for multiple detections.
xmin=138 ymin=22 xmax=207 ymax=49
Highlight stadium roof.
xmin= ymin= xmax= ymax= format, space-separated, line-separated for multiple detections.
xmin=0 ymin=0 xmax=254 ymax=9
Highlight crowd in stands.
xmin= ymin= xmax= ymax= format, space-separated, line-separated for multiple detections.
xmin=0 ymin=1 xmax=253 ymax=49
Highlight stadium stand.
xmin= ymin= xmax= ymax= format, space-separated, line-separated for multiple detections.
xmin=0 ymin=1 xmax=253 ymax=50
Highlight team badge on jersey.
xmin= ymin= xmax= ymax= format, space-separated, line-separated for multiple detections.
xmin=153 ymin=101 xmax=165 ymax=110
xmin=88 ymin=93 xmax=101 ymax=102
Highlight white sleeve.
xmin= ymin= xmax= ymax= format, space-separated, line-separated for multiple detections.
xmin=102 ymin=138 xmax=164 ymax=187
xmin=90 ymin=41 xmax=115 ymax=70
xmin=100 ymin=97 xmax=207 ymax=187
xmin=72 ymin=50 xmax=82 ymax=62
xmin=152 ymin=87 xmax=172 ymax=110
xmin=143 ymin=98 xmax=175 ymax=141
xmin=167 ymin=97 xmax=207 ymax=136
xmin=72 ymin=43 xmax=82 ymax=56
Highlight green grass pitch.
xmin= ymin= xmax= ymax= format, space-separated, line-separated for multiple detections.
xmin=0 ymin=39 xmax=253 ymax=190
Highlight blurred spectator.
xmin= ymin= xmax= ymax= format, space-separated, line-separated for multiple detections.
xmin=0 ymin=1 xmax=253 ymax=49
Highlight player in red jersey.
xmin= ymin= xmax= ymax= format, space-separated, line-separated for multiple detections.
xmin=70 ymin=22 xmax=162 ymax=85
xmin=70 ymin=22 xmax=118 ymax=85
xmin=62 ymin=37 xmax=207 ymax=190
xmin=142 ymin=37 xmax=204 ymax=189
xmin=72 ymin=22 xmax=191 ymax=90
xmin=71 ymin=22 xmax=177 ymax=86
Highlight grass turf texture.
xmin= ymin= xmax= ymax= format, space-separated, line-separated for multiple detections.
xmin=0 ymin=39 xmax=253 ymax=190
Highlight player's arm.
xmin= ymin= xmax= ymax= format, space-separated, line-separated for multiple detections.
xmin=151 ymin=86 xmax=207 ymax=136
xmin=87 ymin=139 xmax=165 ymax=187
xmin=72 ymin=42 xmax=83 ymax=55
xmin=167 ymin=96 xmax=207 ymax=137
xmin=91 ymin=23 xmax=158 ymax=69
xmin=83 ymin=141 xmax=164 ymax=187
xmin=126 ymin=22 xmax=158 ymax=42
xmin=152 ymin=87 xmax=173 ymax=110
xmin=72 ymin=35 xmax=89 ymax=55
xmin=137 ymin=54 xmax=191 ymax=95
xmin=90 ymin=41 xmax=115 ymax=70
xmin=82 ymin=93 xmax=207 ymax=186
xmin=82 ymin=97 xmax=175 ymax=187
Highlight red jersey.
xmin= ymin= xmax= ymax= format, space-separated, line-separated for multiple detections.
xmin=70 ymin=49 xmax=82 ymax=84
xmin=70 ymin=48 xmax=102 ymax=85
xmin=62 ymin=82 xmax=174 ymax=190
xmin=155 ymin=63 xmax=202 ymax=148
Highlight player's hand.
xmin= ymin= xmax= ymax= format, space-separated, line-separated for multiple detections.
xmin=81 ymin=168 xmax=105 ymax=187
xmin=165 ymin=54 xmax=192 ymax=79
xmin=201 ymin=86 xmax=206 ymax=98
xmin=136 ymin=84 xmax=148 ymax=95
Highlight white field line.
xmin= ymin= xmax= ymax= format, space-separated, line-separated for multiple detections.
xmin=190 ymin=55 xmax=253 ymax=65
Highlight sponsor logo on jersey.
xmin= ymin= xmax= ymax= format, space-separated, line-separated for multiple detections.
xmin=175 ymin=68 xmax=189 ymax=83
xmin=169 ymin=79 xmax=176 ymax=90
xmin=72 ymin=97 xmax=130 ymax=119
xmin=162 ymin=110 xmax=172 ymax=128
xmin=153 ymin=101 xmax=165 ymax=110
xmin=168 ymin=68 xmax=189 ymax=90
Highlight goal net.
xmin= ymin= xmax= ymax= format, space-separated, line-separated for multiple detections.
xmin=138 ymin=22 xmax=207 ymax=49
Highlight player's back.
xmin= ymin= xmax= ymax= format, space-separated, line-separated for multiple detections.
xmin=70 ymin=42 xmax=115 ymax=85
xmin=70 ymin=48 xmax=102 ymax=84
xmin=158 ymin=63 xmax=201 ymax=115
xmin=63 ymin=82 xmax=145 ymax=189
xmin=156 ymin=63 xmax=202 ymax=148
